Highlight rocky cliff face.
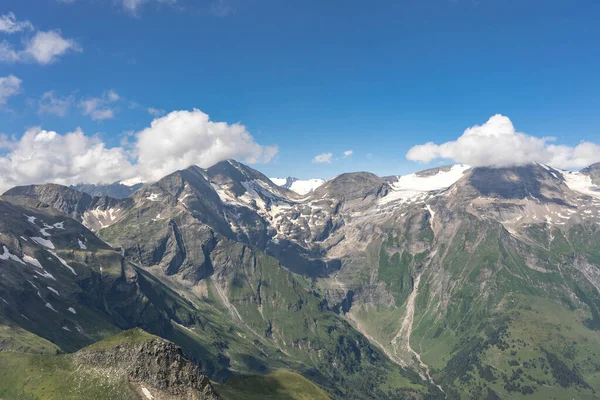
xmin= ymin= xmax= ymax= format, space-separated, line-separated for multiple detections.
xmin=74 ymin=331 xmax=219 ymax=400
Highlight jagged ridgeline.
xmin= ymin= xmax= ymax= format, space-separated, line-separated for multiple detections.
xmin=1 ymin=160 xmax=600 ymax=399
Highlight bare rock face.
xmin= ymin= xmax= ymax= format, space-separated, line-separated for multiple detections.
xmin=74 ymin=333 xmax=219 ymax=400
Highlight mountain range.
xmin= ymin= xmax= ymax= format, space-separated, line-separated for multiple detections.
xmin=1 ymin=159 xmax=600 ymax=399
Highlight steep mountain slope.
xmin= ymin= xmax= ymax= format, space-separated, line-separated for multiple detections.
xmin=4 ymin=159 xmax=600 ymax=399
xmin=344 ymin=163 xmax=600 ymax=399
xmin=71 ymin=182 xmax=143 ymax=199
xmin=2 ymin=164 xmax=434 ymax=399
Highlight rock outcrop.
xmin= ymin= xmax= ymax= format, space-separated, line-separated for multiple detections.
xmin=74 ymin=330 xmax=219 ymax=400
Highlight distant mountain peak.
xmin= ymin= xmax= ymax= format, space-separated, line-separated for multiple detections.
xmin=269 ymin=176 xmax=325 ymax=195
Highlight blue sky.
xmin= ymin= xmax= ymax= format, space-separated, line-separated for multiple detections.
xmin=0 ymin=0 xmax=599 ymax=189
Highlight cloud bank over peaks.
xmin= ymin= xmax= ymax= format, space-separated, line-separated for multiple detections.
xmin=135 ymin=109 xmax=278 ymax=181
xmin=0 ymin=127 xmax=135 ymax=191
xmin=406 ymin=114 xmax=600 ymax=169
xmin=0 ymin=109 xmax=278 ymax=192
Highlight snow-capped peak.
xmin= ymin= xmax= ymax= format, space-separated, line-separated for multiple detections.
xmin=269 ymin=176 xmax=325 ymax=195
xmin=119 ymin=177 xmax=146 ymax=187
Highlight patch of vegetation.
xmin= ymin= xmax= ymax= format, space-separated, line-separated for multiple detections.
xmin=215 ymin=370 xmax=330 ymax=400
xmin=541 ymin=349 xmax=590 ymax=389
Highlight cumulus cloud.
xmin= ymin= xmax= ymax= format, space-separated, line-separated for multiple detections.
xmin=312 ymin=152 xmax=333 ymax=164
xmin=37 ymin=91 xmax=74 ymax=116
xmin=79 ymin=90 xmax=120 ymax=121
xmin=135 ymin=109 xmax=278 ymax=180
xmin=0 ymin=30 xmax=80 ymax=65
xmin=0 ymin=127 xmax=136 ymax=191
xmin=0 ymin=74 xmax=22 ymax=106
xmin=406 ymin=114 xmax=600 ymax=169
xmin=0 ymin=108 xmax=278 ymax=191
xmin=0 ymin=12 xmax=34 ymax=34
xmin=343 ymin=150 xmax=353 ymax=157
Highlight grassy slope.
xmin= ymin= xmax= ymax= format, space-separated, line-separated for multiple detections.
xmin=0 ymin=315 xmax=60 ymax=355
xmin=344 ymin=213 xmax=600 ymax=399
xmin=0 ymin=329 xmax=156 ymax=400
xmin=215 ymin=370 xmax=331 ymax=400
xmin=0 ymin=328 xmax=332 ymax=400
xmin=411 ymin=219 xmax=600 ymax=399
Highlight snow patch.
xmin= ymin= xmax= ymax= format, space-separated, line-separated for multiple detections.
xmin=141 ymin=387 xmax=154 ymax=399
xmin=380 ymin=164 xmax=470 ymax=206
xmin=146 ymin=193 xmax=160 ymax=201
xmin=269 ymin=177 xmax=287 ymax=186
xmin=562 ymin=170 xmax=600 ymax=199
xmin=68 ymin=307 xmax=76 ymax=314
xmin=45 ymin=302 xmax=58 ymax=312
xmin=28 ymin=280 xmax=43 ymax=298
xmin=48 ymin=250 xmax=77 ymax=275
xmin=33 ymin=269 xmax=56 ymax=280
xmin=77 ymin=239 xmax=87 ymax=250
xmin=0 ymin=246 xmax=25 ymax=264
xmin=23 ymin=255 xmax=43 ymax=269
xmin=289 ymin=179 xmax=325 ymax=195
xmin=47 ymin=287 xmax=60 ymax=296
xmin=31 ymin=237 xmax=55 ymax=249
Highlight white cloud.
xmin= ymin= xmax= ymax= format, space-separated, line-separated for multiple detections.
xmin=148 ymin=107 xmax=165 ymax=117
xmin=37 ymin=91 xmax=74 ymax=116
xmin=107 ymin=89 xmax=120 ymax=102
xmin=312 ymin=152 xmax=333 ymax=164
xmin=406 ymin=114 xmax=600 ymax=169
xmin=0 ymin=108 xmax=278 ymax=191
xmin=119 ymin=0 xmax=176 ymax=15
xmin=0 ymin=30 xmax=80 ymax=65
xmin=343 ymin=150 xmax=353 ymax=157
xmin=0 ymin=12 xmax=33 ymax=34
xmin=0 ymin=41 xmax=20 ymax=62
xmin=135 ymin=109 xmax=278 ymax=180
xmin=0 ymin=75 xmax=22 ymax=106
xmin=79 ymin=90 xmax=120 ymax=121
xmin=23 ymin=30 xmax=81 ymax=64
xmin=0 ymin=127 xmax=135 ymax=191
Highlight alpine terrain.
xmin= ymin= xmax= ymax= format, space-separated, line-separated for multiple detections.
xmin=1 ymin=160 xmax=600 ymax=400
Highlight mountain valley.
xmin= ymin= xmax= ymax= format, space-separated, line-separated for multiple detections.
xmin=1 ymin=160 xmax=600 ymax=399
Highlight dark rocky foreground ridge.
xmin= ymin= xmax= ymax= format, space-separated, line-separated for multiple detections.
xmin=2 ymin=159 xmax=600 ymax=399
xmin=73 ymin=329 xmax=220 ymax=400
